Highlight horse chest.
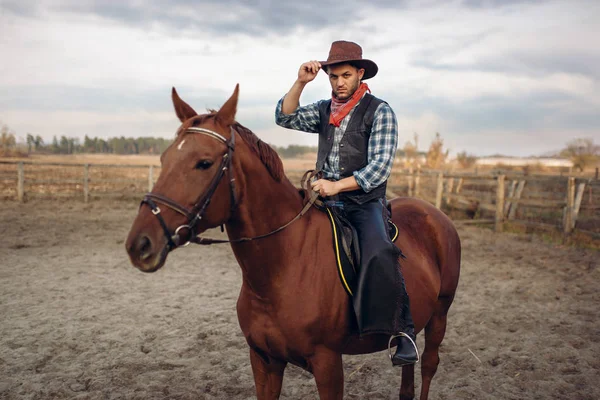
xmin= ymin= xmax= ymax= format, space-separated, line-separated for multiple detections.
xmin=237 ymin=291 xmax=316 ymax=362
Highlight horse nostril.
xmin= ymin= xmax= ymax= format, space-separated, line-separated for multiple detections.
xmin=137 ymin=235 xmax=153 ymax=261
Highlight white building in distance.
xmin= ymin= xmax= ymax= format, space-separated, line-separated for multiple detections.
xmin=475 ymin=157 xmax=573 ymax=168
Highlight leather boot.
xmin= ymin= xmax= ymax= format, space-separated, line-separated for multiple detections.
xmin=391 ymin=333 xmax=419 ymax=366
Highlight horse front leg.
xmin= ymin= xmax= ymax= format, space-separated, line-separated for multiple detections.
xmin=310 ymin=348 xmax=344 ymax=400
xmin=249 ymin=347 xmax=287 ymax=400
xmin=400 ymin=364 xmax=415 ymax=400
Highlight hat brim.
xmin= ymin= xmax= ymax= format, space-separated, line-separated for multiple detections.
xmin=319 ymin=58 xmax=378 ymax=80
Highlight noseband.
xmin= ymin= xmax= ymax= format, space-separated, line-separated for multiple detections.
xmin=141 ymin=126 xmax=237 ymax=249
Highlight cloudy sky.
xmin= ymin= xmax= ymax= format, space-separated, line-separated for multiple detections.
xmin=1 ymin=0 xmax=599 ymax=156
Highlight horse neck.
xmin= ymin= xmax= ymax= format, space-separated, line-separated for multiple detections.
xmin=225 ymin=154 xmax=309 ymax=297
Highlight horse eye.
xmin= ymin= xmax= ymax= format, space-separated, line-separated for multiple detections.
xmin=195 ymin=160 xmax=213 ymax=170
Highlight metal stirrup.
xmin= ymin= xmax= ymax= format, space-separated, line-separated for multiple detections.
xmin=388 ymin=332 xmax=420 ymax=364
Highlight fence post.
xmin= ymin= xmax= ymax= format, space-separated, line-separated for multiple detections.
xmin=83 ymin=164 xmax=89 ymax=203
xmin=435 ymin=172 xmax=444 ymax=209
xmin=446 ymin=178 xmax=455 ymax=206
xmin=495 ymin=175 xmax=505 ymax=232
xmin=564 ymin=177 xmax=575 ymax=234
xmin=17 ymin=162 xmax=24 ymax=202
xmin=408 ymin=167 xmax=414 ymax=197
xmin=508 ymin=180 xmax=526 ymax=220
xmin=572 ymin=183 xmax=586 ymax=230
xmin=455 ymin=178 xmax=464 ymax=195
xmin=504 ymin=180 xmax=518 ymax=217
xmin=414 ymin=166 xmax=421 ymax=197
xmin=148 ymin=165 xmax=154 ymax=192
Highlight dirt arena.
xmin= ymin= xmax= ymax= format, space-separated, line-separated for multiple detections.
xmin=0 ymin=199 xmax=598 ymax=399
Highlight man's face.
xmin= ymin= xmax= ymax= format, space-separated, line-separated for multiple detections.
xmin=327 ymin=63 xmax=365 ymax=100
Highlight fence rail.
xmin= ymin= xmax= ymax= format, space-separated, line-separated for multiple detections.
xmin=0 ymin=160 xmax=159 ymax=202
xmin=1 ymin=160 xmax=598 ymax=238
xmin=384 ymin=169 xmax=598 ymax=238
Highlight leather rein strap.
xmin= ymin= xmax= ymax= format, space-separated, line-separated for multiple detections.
xmin=192 ymin=190 xmax=318 ymax=245
xmin=141 ymin=126 xmax=318 ymax=248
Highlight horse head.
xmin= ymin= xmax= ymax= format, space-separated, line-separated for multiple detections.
xmin=126 ymin=85 xmax=240 ymax=272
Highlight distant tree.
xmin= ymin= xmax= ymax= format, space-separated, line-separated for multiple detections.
xmin=26 ymin=133 xmax=35 ymax=154
xmin=456 ymin=151 xmax=478 ymax=169
xmin=28 ymin=134 xmax=175 ymax=155
xmin=426 ymin=132 xmax=449 ymax=169
xmin=83 ymin=135 xmax=95 ymax=152
xmin=34 ymin=135 xmax=44 ymax=151
xmin=1 ymin=125 xmax=17 ymax=153
xmin=402 ymin=133 xmax=419 ymax=168
xmin=560 ymin=138 xmax=599 ymax=172
xmin=98 ymin=139 xmax=109 ymax=153
xmin=126 ymin=137 xmax=138 ymax=154
xmin=51 ymin=136 xmax=60 ymax=153
xmin=69 ymin=137 xmax=80 ymax=154
xmin=59 ymin=136 xmax=70 ymax=154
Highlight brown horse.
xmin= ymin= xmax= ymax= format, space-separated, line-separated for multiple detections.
xmin=126 ymin=85 xmax=461 ymax=400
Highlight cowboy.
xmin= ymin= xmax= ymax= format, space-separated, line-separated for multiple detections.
xmin=275 ymin=40 xmax=418 ymax=366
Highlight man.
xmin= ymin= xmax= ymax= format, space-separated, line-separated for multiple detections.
xmin=275 ymin=40 xmax=418 ymax=366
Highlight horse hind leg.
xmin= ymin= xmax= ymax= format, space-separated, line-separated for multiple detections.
xmin=418 ymin=295 xmax=454 ymax=400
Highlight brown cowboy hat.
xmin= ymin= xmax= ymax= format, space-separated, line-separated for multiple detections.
xmin=319 ymin=40 xmax=378 ymax=80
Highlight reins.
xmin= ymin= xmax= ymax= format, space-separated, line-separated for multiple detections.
xmin=191 ymin=189 xmax=319 ymax=245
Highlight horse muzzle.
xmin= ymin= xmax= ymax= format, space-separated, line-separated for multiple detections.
xmin=125 ymin=231 xmax=169 ymax=273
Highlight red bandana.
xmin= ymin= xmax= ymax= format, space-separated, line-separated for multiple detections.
xmin=329 ymin=82 xmax=370 ymax=127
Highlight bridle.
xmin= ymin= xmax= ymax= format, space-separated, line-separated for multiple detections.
xmin=141 ymin=126 xmax=237 ymax=249
xmin=141 ymin=125 xmax=317 ymax=250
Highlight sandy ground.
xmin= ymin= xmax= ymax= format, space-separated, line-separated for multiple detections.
xmin=0 ymin=199 xmax=598 ymax=400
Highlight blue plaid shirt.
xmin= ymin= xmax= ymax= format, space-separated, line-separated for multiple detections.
xmin=275 ymin=95 xmax=398 ymax=193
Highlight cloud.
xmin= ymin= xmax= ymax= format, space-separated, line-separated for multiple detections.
xmin=1 ymin=0 xmax=599 ymax=157
xmin=0 ymin=85 xmax=231 ymax=113
xmin=1 ymin=109 xmax=178 ymax=141
xmin=1 ymin=0 xmax=410 ymax=37
xmin=461 ymin=0 xmax=550 ymax=8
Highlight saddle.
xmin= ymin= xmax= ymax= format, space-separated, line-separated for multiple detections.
xmin=299 ymin=170 xmax=401 ymax=297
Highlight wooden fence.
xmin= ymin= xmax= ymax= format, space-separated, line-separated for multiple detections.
xmin=382 ymin=168 xmax=599 ymax=238
xmin=1 ymin=161 xmax=598 ymax=238
xmin=0 ymin=161 xmax=158 ymax=202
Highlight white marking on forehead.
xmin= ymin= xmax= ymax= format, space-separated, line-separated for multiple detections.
xmin=177 ymin=139 xmax=186 ymax=151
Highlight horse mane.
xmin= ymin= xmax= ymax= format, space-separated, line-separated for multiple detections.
xmin=180 ymin=112 xmax=285 ymax=182
xmin=232 ymin=122 xmax=286 ymax=182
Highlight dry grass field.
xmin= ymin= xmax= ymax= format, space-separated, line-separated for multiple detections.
xmin=0 ymin=153 xmax=318 ymax=168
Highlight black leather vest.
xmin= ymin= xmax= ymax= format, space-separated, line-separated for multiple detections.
xmin=316 ymin=93 xmax=388 ymax=204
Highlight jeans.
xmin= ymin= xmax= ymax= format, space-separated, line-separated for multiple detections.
xmin=338 ymin=197 xmax=415 ymax=337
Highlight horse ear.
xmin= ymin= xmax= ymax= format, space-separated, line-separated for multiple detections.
xmin=172 ymin=87 xmax=198 ymax=122
xmin=216 ymin=84 xmax=239 ymax=127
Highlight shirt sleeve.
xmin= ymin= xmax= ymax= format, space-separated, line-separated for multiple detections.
xmin=275 ymin=96 xmax=321 ymax=134
xmin=353 ymin=102 xmax=398 ymax=193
